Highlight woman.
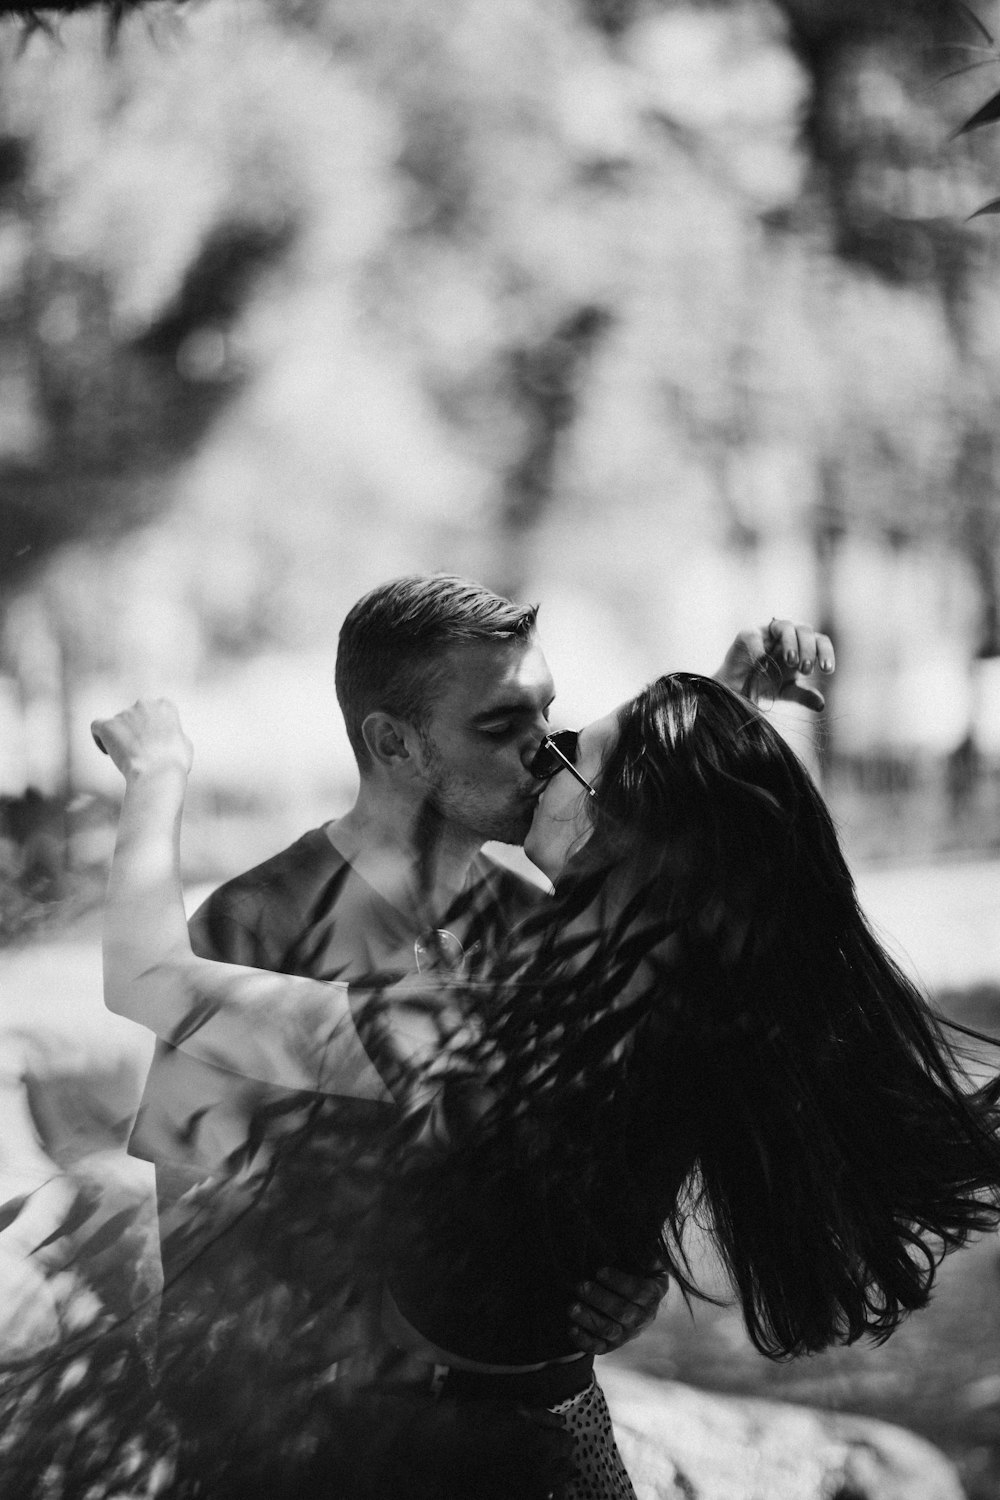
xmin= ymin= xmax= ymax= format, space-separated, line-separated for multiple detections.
xmin=93 ymin=679 xmax=1000 ymax=1498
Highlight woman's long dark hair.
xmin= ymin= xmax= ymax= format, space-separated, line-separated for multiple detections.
xmin=454 ymin=673 xmax=1000 ymax=1359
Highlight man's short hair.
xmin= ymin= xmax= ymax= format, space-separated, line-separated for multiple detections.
xmin=336 ymin=575 xmax=539 ymax=769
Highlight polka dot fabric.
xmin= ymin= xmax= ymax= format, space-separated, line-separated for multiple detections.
xmin=549 ymin=1379 xmax=637 ymax=1499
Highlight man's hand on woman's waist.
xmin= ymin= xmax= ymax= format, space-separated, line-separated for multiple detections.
xmin=567 ymin=1266 xmax=670 ymax=1356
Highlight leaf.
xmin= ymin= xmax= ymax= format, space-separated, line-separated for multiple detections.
xmin=65 ymin=1206 xmax=138 ymax=1264
xmin=968 ymin=196 xmax=1000 ymax=217
xmin=953 ymin=88 xmax=1000 ymax=135
xmin=0 ymin=1194 xmax=29 ymax=1234
xmin=175 ymin=1105 xmax=210 ymax=1147
xmin=930 ymin=41 xmax=999 ymax=55
xmin=166 ymin=992 xmax=221 ymax=1048
xmin=30 ymin=1186 xmax=102 ymax=1253
xmin=936 ymin=59 xmax=1000 ymax=85
xmin=953 ymin=0 xmax=995 ymax=46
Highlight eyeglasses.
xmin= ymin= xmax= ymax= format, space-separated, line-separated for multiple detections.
xmin=530 ymin=729 xmax=598 ymax=799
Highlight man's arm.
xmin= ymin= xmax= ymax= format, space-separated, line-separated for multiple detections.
xmin=715 ymin=618 xmax=835 ymax=711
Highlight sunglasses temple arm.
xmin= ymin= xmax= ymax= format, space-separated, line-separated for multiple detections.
xmin=549 ymin=746 xmax=597 ymax=798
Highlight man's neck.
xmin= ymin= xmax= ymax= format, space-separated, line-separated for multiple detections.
xmin=328 ymin=786 xmax=483 ymax=926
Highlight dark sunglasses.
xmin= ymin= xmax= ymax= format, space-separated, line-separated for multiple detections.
xmin=530 ymin=729 xmax=598 ymax=799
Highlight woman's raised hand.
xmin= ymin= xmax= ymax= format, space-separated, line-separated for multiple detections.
xmin=715 ymin=618 xmax=835 ymax=711
xmin=91 ymin=699 xmax=194 ymax=781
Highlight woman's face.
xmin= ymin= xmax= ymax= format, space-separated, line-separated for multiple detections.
xmin=523 ymin=708 xmax=621 ymax=882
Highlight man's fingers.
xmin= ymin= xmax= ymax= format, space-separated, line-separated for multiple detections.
xmin=572 ymin=1268 xmax=668 ymax=1327
xmin=568 ymin=1334 xmax=611 ymax=1355
xmin=575 ymin=1282 xmax=644 ymax=1322
xmin=568 ymin=1287 xmax=660 ymax=1354
xmin=569 ymin=1305 xmax=626 ymax=1340
xmin=570 ymin=1302 xmax=656 ymax=1342
xmin=587 ymin=1265 xmax=668 ymax=1305
xmin=568 ymin=1263 xmax=669 ymax=1353
xmin=567 ymin=1306 xmax=628 ymax=1354
xmin=568 ymin=1330 xmax=615 ymax=1355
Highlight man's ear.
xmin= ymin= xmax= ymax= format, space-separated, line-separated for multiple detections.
xmin=361 ymin=711 xmax=420 ymax=770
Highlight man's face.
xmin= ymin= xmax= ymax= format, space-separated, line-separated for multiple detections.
xmin=415 ymin=635 xmax=556 ymax=845
xmin=522 ymin=707 xmax=618 ymax=882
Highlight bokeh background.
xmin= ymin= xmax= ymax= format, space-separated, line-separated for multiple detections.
xmin=2 ymin=0 xmax=1000 ymax=899
xmin=3 ymin=1 xmax=1000 ymax=1495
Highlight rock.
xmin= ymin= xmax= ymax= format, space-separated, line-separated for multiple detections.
xmin=599 ymin=1365 xmax=964 ymax=1500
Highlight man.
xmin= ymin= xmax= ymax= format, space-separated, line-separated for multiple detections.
xmin=132 ymin=579 xmax=833 ymax=1356
xmin=111 ymin=577 xmax=831 ymax=1496
xmin=131 ymin=577 xmax=832 ymax=1357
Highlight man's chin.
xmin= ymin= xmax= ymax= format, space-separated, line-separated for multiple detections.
xmin=481 ymin=806 xmax=535 ymax=848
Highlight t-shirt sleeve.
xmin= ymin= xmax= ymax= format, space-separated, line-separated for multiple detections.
xmin=188 ymin=882 xmax=273 ymax=968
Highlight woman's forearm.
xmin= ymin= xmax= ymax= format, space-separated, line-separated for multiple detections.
xmin=117 ymin=950 xmax=392 ymax=1101
xmin=102 ymin=762 xmax=388 ymax=1100
xmin=103 ymin=764 xmax=191 ymax=1019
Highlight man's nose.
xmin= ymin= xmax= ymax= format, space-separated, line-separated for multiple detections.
xmin=520 ymin=729 xmax=547 ymax=775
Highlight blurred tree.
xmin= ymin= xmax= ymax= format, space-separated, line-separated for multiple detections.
xmin=1 ymin=0 xmax=999 ymax=855
xmin=0 ymin=12 xmax=303 ymax=842
xmin=953 ymin=426 xmax=1000 ymax=659
xmin=0 ymin=0 xmax=148 ymax=19
xmin=1 ymin=221 xmax=293 ymax=587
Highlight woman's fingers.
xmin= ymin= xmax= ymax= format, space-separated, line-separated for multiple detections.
xmin=90 ymin=699 xmax=193 ymax=779
xmin=761 ymin=619 xmax=836 ymax=709
xmin=715 ymin=622 xmax=835 ymax=711
xmin=766 ymin=619 xmax=836 ymax=677
xmin=814 ymin=630 xmax=836 ymax=674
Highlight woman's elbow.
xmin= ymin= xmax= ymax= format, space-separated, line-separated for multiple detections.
xmin=103 ymin=975 xmax=140 ymax=1022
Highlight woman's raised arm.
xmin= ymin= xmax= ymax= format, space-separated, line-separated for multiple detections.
xmin=92 ymin=701 xmax=390 ymax=1102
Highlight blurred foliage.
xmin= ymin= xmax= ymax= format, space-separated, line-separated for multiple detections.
xmin=3 ymin=5 xmax=1000 ymax=1494
xmin=0 ymin=788 xmax=114 ymax=942
xmin=0 ymin=1057 xmax=580 ymax=1499
xmin=2 ymin=895 xmax=1000 ymax=1493
xmin=1 ymin=0 xmax=1000 ymax=834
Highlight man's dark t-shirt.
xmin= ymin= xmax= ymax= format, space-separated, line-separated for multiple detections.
xmin=130 ymin=824 xmax=543 ymax=1196
xmin=133 ymin=828 xmax=544 ymax=1488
